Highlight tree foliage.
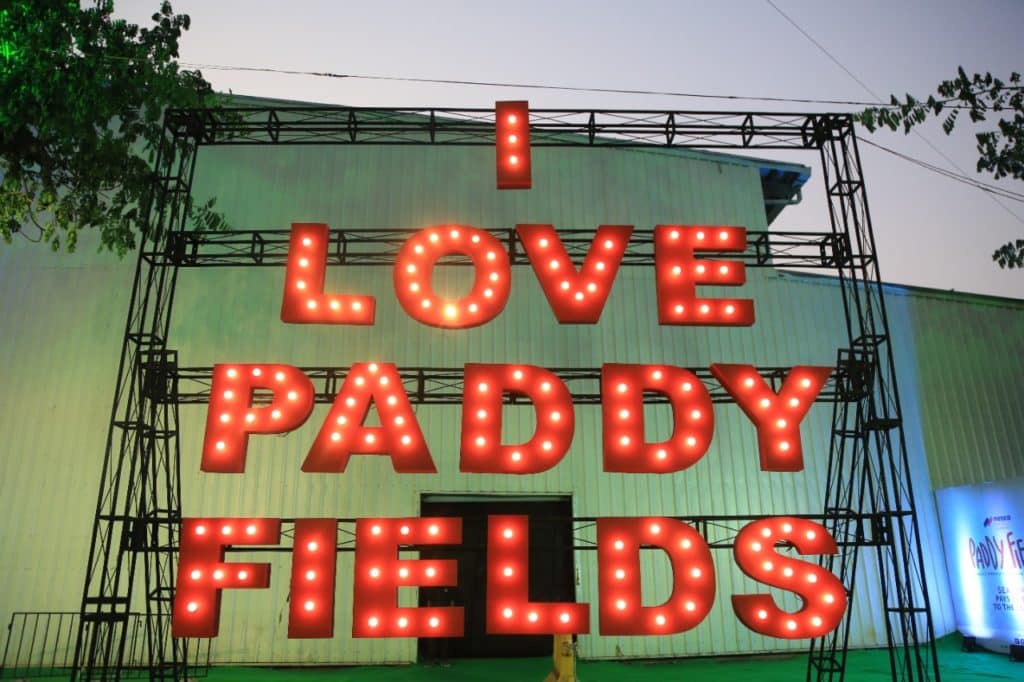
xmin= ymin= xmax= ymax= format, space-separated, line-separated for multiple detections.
xmin=0 ymin=0 xmax=226 ymax=256
xmin=858 ymin=68 xmax=1024 ymax=269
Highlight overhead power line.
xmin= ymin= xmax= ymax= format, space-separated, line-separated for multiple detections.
xmin=763 ymin=0 xmax=1024 ymax=224
xmin=180 ymin=61 xmax=893 ymax=107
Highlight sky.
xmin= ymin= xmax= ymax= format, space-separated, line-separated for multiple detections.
xmin=114 ymin=0 xmax=1024 ymax=299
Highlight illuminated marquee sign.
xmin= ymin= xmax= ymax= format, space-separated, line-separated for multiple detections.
xmin=172 ymin=103 xmax=848 ymax=643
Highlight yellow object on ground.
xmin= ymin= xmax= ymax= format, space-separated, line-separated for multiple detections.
xmin=543 ymin=634 xmax=577 ymax=682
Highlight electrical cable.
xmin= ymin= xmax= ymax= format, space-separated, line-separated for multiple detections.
xmin=763 ymin=0 xmax=1024 ymax=224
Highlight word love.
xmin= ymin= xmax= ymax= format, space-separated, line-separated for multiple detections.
xmin=280 ymin=222 xmax=755 ymax=328
xmin=171 ymin=515 xmax=848 ymax=641
xmin=202 ymin=362 xmax=832 ymax=476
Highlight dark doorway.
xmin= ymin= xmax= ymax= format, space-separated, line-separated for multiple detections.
xmin=417 ymin=495 xmax=575 ymax=659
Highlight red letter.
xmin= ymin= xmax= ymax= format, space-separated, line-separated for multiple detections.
xmin=289 ymin=519 xmax=339 ymax=638
xmin=303 ymin=362 xmax=435 ymax=473
xmin=202 ymin=364 xmax=314 ymax=473
xmin=394 ymin=225 xmax=511 ymax=329
xmin=496 ymin=101 xmax=531 ymax=189
xmin=173 ymin=517 xmax=280 ymax=638
xmin=517 ymin=224 xmax=632 ymax=323
xmin=352 ymin=518 xmax=463 ymax=638
xmin=487 ymin=515 xmax=589 ymax=634
xmin=460 ymin=364 xmax=574 ymax=474
xmin=597 ymin=517 xmax=714 ymax=635
xmin=654 ymin=225 xmax=753 ymax=326
xmin=602 ymin=364 xmax=714 ymax=473
xmin=280 ymin=223 xmax=375 ymax=324
xmin=732 ymin=517 xmax=847 ymax=638
xmin=710 ymin=364 xmax=832 ymax=472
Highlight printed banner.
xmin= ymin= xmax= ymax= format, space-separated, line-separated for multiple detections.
xmin=936 ymin=476 xmax=1024 ymax=654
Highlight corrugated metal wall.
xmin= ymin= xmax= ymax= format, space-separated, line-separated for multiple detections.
xmin=2 ymin=137 xmax=1014 ymax=666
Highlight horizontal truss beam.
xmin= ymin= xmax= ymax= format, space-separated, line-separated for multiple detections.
xmin=169 ymin=108 xmax=851 ymax=150
xmin=121 ymin=511 xmax=892 ymax=552
xmin=154 ymin=229 xmax=857 ymax=270
xmin=164 ymin=363 xmax=869 ymax=406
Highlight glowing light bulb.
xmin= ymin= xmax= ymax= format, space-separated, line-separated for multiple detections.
xmin=752 ymin=542 xmax=762 ymax=551
xmin=789 ymin=398 xmax=800 ymax=407
xmin=426 ymin=567 xmax=437 ymax=577
xmin=246 ymin=524 xmax=257 ymax=536
xmin=725 ymin=304 xmax=735 ymax=314
xmin=656 ymin=449 xmax=667 ymax=460
xmin=560 ymin=280 xmax=570 ymax=290
xmin=650 ymin=523 xmax=661 ymax=534
xmin=560 ymin=612 xmax=571 ymax=624
xmin=760 ymin=398 xmax=770 ymax=408
xmin=444 ymin=304 xmax=457 ymax=319
xmin=696 ymin=231 xmax=705 ymax=240
xmin=401 ymin=434 xmax=412 ymax=445
xmin=779 ymin=441 xmax=790 ymax=452
xmin=302 ymin=237 xmax=312 ymax=247
xmin=824 ymin=593 xmax=834 ymax=604
xmin=365 ymin=433 xmax=376 ymax=445
xmin=503 ymin=566 xmax=514 ymax=577
xmin=510 ymin=450 xmax=522 ymax=462
xmin=400 ymin=525 xmax=410 ymax=535
xmin=656 ymin=614 xmax=666 ymax=626
xmin=691 ymin=409 xmax=701 ymax=420
xmin=681 ymin=539 xmax=692 ymax=549
xmin=757 ymin=609 xmax=768 ymax=620
xmin=475 ymin=436 xmax=486 ymax=447
xmin=614 ymin=540 xmax=625 ymax=551
xmin=219 ymin=413 xmax=230 ymax=424
xmin=670 ymin=230 xmax=680 ymax=240
xmin=245 ymin=413 xmax=255 ymax=424
xmin=699 ymin=304 xmax=710 ymax=314
xmin=549 ymin=259 xmax=559 ymax=270
xmin=369 ymin=567 xmax=380 ymax=578
xmin=529 ymin=611 xmax=539 ymax=623
xmin=619 ymin=409 xmax=630 ymax=419
xmin=186 ymin=602 xmax=198 ymax=613
xmin=271 ymin=409 xmax=282 ymax=420
xmin=674 ymin=304 xmax=684 ymax=314
xmin=616 ymin=599 xmax=627 ymax=611
xmin=595 ymin=261 xmax=606 ymax=271
xmin=296 ymin=281 xmax=307 ymax=291
xmin=691 ymin=567 xmax=701 ymax=578
xmin=486 ymin=251 xmax=496 ymax=261
xmin=615 ymin=569 xmax=626 ymax=580
xmin=777 ymin=418 xmax=787 ymax=428
xmin=550 ymin=411 xmax=561 ymax=422
xmin=307 ymin=300 xmax=317 ymax=310
xmin=503 ymin=608 xmax=514 ymax=619
xmin=782 ymin=522 xmax=793 ymax=533
xmin=190 ymin=569 xmax=201 ymax=580
xmin=672 ymin=265 xmax=682 ymax=276
xmin=421 ymin=299 xmax=431 ymax=309
xmin=450 ymin=229 xmax=460 ymax=239
xmin=399 ymin=568 xmax=409 ymax=578
xmin=763 ymin=561 xmax=773 ymax=571
xmin=696 ymin=264 xmax=706 ymax=275
xmin=619 ymin=435 xmax=630 ymax=446
xmin=429 ymin=617 xmax=440 ymax=628
xmin=371 ymin=525 xmax=382 ymax=535
xmin=307 ymin=541 xmax=319 ymax=552
xmin=801 ymin=378 xmax=812 ymax=388
xmin=305 ymin=570 xmax=315 ymax=581
xmin=221 ymin=525 xmax=232 ymax=536
xmin=807 ymin=573 xmax=818 ymax=584
xmin=540 ymin=381 xmax=551 ymax=392
xmin=397 ymin=617 xmax=408 ymax=628
xmin=783 ymin=567 xmax=794 ymax=577
xmin=719 ymin=265 xmax=729 ymax=275
xmin=368 ymin=617 xmax=379 ymax=627
xmin=387 ymin=395 xmax=398 ymax=406
xmin=287 ymin=390 xmax=298 ymax=401
xmin=503 ymin=528 xmax=514 ymax=539
xmin=428 ymin=524 xmax=439 ymax=536
xmin=719 ymin=230 xmax=729 ymax=241
xmin=414 ymin=244 xmax=424 ymax=254
xmin=539 ymin=238 xmax=549 ymax=248
xmin=787 ymin=620 xmax=797 ymax=631
xmin=685 ymin=601 xmax=696 ymax=612
xmin=213 ymin=569 xmax=224 ymax=581
xmin=806 ymin=530 xmax=817 ymax=540
xmin=195 ymin=525 xmax=206 ymax=536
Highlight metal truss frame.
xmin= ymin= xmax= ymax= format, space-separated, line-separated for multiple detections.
xmin=71 ymin=107 xmax=939 ymax=681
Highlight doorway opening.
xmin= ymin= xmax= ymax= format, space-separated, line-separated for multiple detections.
xmin=417 ymin=494 xmax=575 ymax=659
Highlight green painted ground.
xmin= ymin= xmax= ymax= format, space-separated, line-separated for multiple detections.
xmin=3 ymin=635 xmax=1020 ymax=681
